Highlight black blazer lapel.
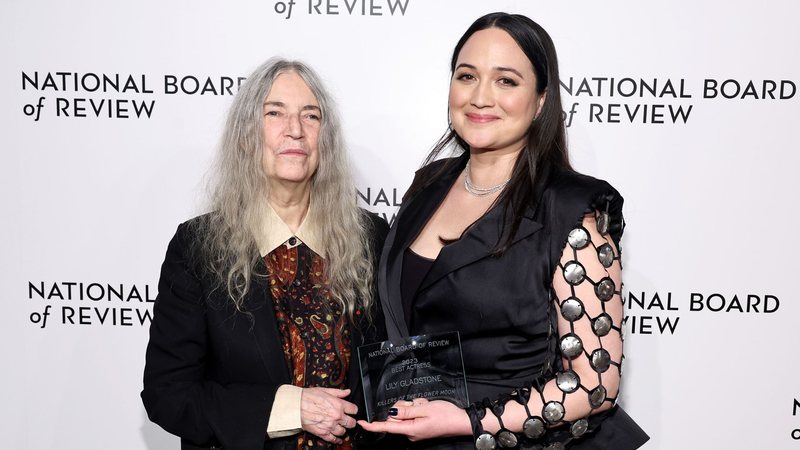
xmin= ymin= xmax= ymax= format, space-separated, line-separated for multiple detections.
xmin=380 ymin=156 xmax=544 ymax=336
xmin=379 ymin=160 xmax=464 ymax=340
xmin=418 ymin=206 xmax=543 ymax=292
xmin=247 ymin=260 xmax=291 ymax=383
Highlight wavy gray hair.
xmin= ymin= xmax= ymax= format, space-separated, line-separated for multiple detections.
xmin=199 ymin=58 xmax=375 ymax=323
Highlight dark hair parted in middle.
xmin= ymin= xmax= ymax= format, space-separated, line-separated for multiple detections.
xmin=407 ymin=12 xmax=572 ymax=252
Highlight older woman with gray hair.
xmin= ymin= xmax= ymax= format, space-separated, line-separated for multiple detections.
xmin=141 ymin=58 xmax=388 ymax=450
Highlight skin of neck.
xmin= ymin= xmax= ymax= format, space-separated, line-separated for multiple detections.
xmin=267 ymin=179 xmax=312 ymax=233
xmin=467 ymin=145 xmax=524 ymax=187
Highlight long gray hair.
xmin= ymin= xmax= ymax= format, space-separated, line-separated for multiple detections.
xmin=199 ymin=58 xmax=375 ymax=323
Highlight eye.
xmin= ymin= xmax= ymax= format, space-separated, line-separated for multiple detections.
xmin=455 ymin=72 xmax=476 ymax=82
xmin=304 ymin=113 xmax=321 ymax=121
xmin=264 ymin=110 xmax=281 ymax=117
xmin=498 ymin=77 xmax=519 ymax=87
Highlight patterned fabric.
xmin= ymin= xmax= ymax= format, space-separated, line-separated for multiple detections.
xmin=265 ymin=242 xmax=353 ymax=450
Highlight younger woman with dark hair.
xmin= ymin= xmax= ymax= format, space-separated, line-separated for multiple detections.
xmin=360 ymin=12 xmax=649 ymax=450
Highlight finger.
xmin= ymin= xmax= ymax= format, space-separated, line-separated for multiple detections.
xmin=357 ymin=418 xmax=417 ymax=435
xmin=332 ymin=424 xmax=347 ymax=437
xmin=357 ymin=419 xmax=378 ymax=431
xmin=320 ymin=387 xmax=351 ymax=398
xmin=340 ymin=415 xmax=356 ymax=429
xmin=388 ymin=405 xmax=425 ymax=420
xmin=310 ymin=427 xmax=342 ymax=445
xmin=341 ymin=400 xmax=358 ymax=416
xmin=322 ymin=431 xmax=342 ymax=445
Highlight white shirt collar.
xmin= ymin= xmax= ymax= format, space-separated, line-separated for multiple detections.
xmin=254 ymin=202 xmax=325 ymax=257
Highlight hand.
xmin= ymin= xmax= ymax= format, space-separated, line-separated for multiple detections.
xmin=300 ymin=387 xmax=358 ymax=445
xmin=357 ymin=398 xmax=471 ymax=441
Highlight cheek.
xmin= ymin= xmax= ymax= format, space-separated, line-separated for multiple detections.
xmin=448 ymin=84 xmax=467 ymax=110
xmin=262 ymin=123 xmax=279 ymax=150
xmin=307 ymin=128 xmax=321 ymax=168
xmin=307 ymin=126 xmax=321 ymax=151
xmin=502 ymin=93 xmax=538 ymax=122
xmin=261 ymin=150 xmax=275 ymax=176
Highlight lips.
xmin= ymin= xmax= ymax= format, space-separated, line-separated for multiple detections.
xmin=278 ymin=148 xmax=308 ymax=156
xmin=465 ymin=113 xmax=499 ymax=123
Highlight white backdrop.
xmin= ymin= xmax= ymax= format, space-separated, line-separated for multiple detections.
xmin=2 ymin=0 xmax=799 ymax=448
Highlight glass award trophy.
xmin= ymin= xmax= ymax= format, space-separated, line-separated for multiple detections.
xmin=358 ymin=331 xmax=469 ymax=422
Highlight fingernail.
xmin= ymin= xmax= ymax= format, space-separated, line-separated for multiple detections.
xmin=388 ymin=407 xmax=398 ymax=416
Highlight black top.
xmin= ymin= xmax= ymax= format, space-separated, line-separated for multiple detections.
xmin=400 ymin=248 xmax=435 ymax=330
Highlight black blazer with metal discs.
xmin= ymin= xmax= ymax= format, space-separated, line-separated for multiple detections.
xmin=378 ymin=154 xmax=648 ymax=449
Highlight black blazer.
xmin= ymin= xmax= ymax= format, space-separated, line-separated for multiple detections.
xmin=379 ymin=155 xmax=624 ymax=342
xmin=142 ymin=211 xmax=389 ymax=450
xmin=377 ymin=155 xmax=648 ymax=449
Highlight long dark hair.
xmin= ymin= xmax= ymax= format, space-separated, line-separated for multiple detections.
xmin=406 ymin=12 xmax=571 ymax=252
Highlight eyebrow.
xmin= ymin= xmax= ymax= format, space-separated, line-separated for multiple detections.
xmin=263 ymin=101 xmax=321 ymax=112
xmin=455 ymin=63 xmax=525 ymax=79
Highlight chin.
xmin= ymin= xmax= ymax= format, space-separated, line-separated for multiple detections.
xmin=457 ymin=130 xmax=495 ymax=148
xmin=274 ymin=170 xmax=311 ymax=184
xmin=462 ymin=138 xmax=498 ymax=152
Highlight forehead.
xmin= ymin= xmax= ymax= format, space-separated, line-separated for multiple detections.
xmin=264 ymin=71 xmax=319 ymax=105
xmin=457 ymin=28 xmax=534 ymax=72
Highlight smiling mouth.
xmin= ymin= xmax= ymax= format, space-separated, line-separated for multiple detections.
xmin=465 ymin=113 xmax=499 ymax=123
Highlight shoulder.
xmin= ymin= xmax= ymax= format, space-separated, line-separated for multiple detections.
xmin=163 ymin=213 xmax=215 ymax=268
xmin=412 ymin=156 xmax=465 ymax=184
xmin=414 ymin=156 xmax=459 ymax=177
xmin=171 ymin=213 xmax=212 ymax=246
xmin=404 ymin=155 xmax=466 ymax=202
xmin=360 ymin=208 xmax=389 ymax=254
xmin=540 ymin=168 xmax=625 ymax=245
xmin=543 ymin=168 xmax=623 ymax=209
xmin=360 ymin=208 xmax=389 ymax=239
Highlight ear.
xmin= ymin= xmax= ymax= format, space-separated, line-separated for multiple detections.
xmin=534 ymin=91 xmax=547 ymax=119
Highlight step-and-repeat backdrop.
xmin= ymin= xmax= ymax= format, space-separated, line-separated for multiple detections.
xmin=2 ymin=1 xmax=798 ymax=448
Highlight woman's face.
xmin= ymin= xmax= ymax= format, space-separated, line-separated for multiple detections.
xmin=261 ymin=71 xmax=321 ymax=188
xmin=449 ymin=27 xmax=545 ymax=157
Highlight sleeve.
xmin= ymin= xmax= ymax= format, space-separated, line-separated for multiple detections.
xmin=544 ymin=209 xmax=625 ymax=440
xmin=266 ymin=385 xmax=303 ymax=438
xmin=140 ymin=222 xmax=284 ymax=449
xmin=350 ymin=208 xmax=390 ymax=411
xmin=475 ymin=205 xmax=633 ymax=449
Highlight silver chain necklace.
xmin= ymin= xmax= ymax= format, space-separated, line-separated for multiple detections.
xmin=463 ymin=159 xmax=511 ymax=197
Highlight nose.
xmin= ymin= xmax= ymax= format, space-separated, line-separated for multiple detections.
xmin=285 ymin=113 xmax=303 ymax=139
xmin=470 ymin=79 xmax=494 ymax=108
